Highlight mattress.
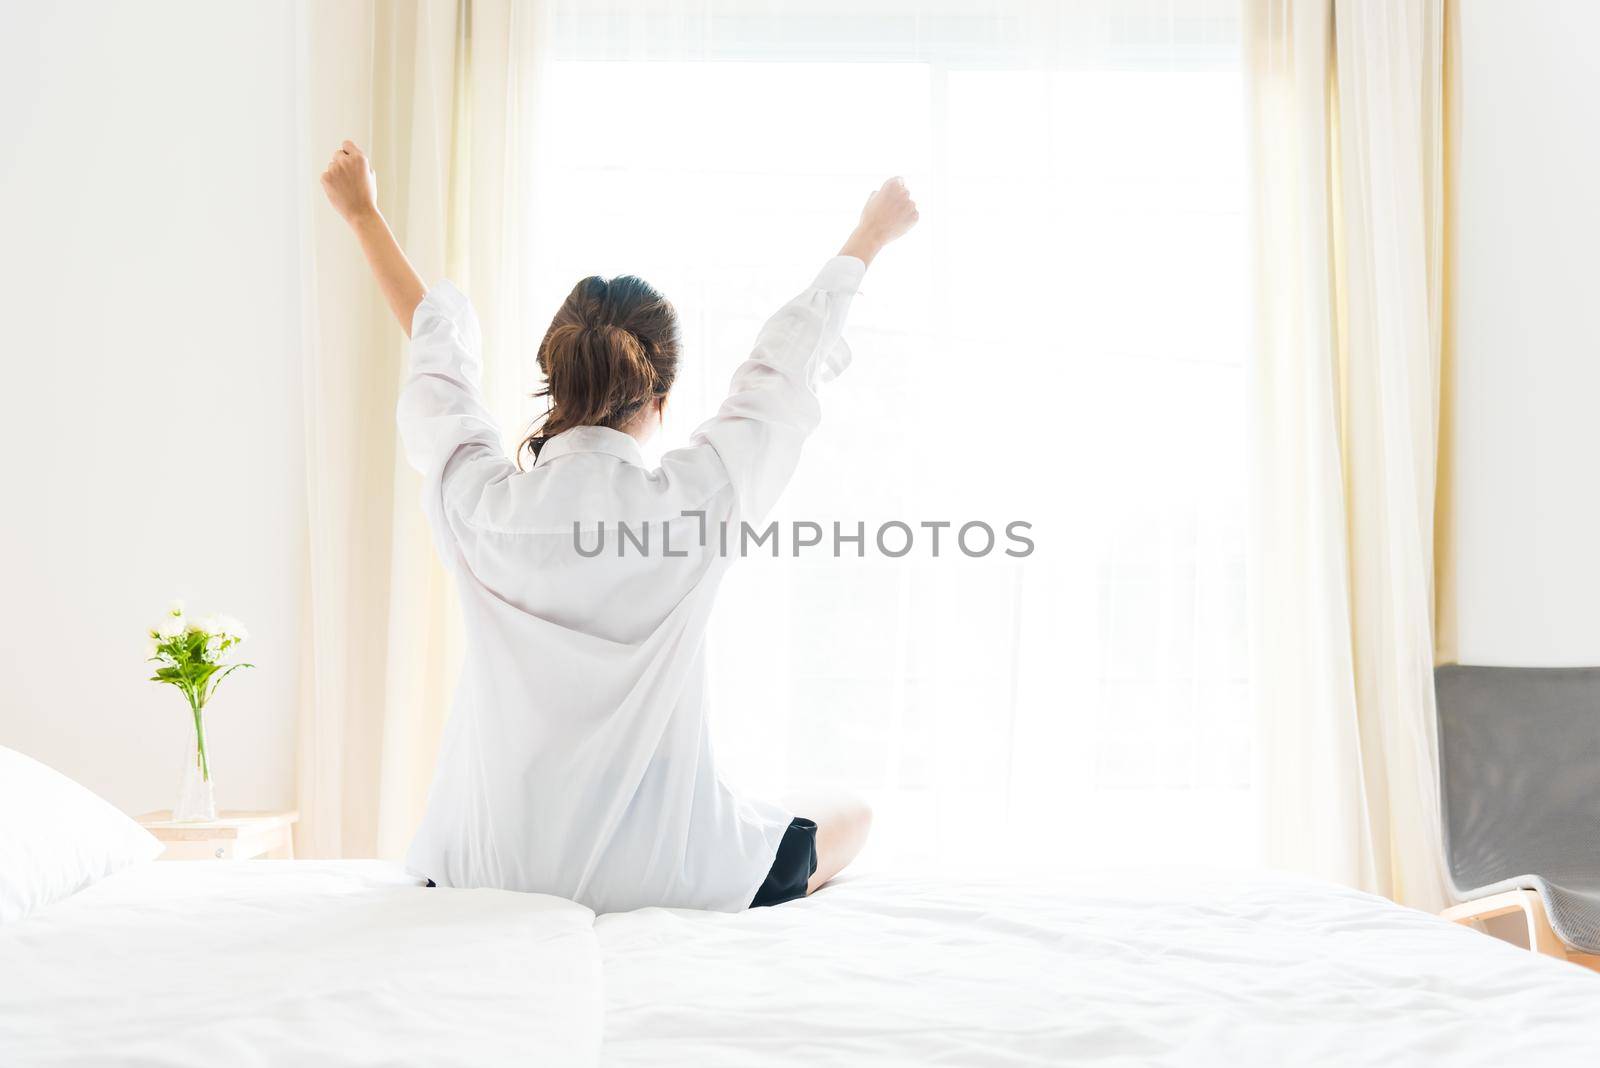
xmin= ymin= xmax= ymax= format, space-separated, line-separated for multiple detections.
xmin=7 ymin=862 xmax=1600 ymax=1065
xmin=595 ymin=868 xmax=1600 ymax=1066
xmin=0 ymin=860 xmax=600 ymax=1067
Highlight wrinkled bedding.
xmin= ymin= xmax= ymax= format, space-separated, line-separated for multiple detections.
xmin=595 ymin=868 xmax=1600 ymax=1066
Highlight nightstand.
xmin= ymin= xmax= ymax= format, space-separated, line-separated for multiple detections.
xmin=137 ymin=810 xmax=299 ymax=861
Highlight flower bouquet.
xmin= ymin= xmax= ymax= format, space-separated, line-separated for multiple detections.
xmin=147 ymin=601 xmax=253 ymax=822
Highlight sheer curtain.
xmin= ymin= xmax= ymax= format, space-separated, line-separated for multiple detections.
xmin=1244 ymin=0 xmax=1452 ymax=909
xmin=296 ymin=0 xmax=546 ymax=858
xmin=531 ymin=0 xmax=1250 ymax=871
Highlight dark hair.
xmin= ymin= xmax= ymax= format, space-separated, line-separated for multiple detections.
xmin=520 ymin=275 xmax=680 ymax=467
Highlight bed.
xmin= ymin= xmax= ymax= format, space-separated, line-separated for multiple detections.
xmin=5 ymin=861 xmax=1599 ymax=1066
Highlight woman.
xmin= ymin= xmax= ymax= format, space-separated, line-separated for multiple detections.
xmin=321 ymin=140 xmax=917 ymax=913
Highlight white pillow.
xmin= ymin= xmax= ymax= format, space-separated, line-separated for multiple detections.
xmin=0 ymin=746 xmax=163 ymax=925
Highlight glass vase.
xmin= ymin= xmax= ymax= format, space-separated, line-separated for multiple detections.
xmin=173 ymin=708 xmax=216 ymax=822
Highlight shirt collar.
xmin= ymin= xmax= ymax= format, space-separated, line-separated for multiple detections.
xmin=533 ymin=425 xmax=645 ymax=469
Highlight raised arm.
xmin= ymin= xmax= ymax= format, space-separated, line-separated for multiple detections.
xmin=320 ymin=140 xmax=426 ymax=336
xmin=682 ymin=176 xmax=919 ymax=524
xmin=319 ymin=140 xmax=510 ymax=554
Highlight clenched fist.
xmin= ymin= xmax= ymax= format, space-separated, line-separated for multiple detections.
xmin=858 ymin=176 xmax=919 ymax=246
xmin=840 ymin=176 xmax=919 ymax=267
xmin=320 ymin=140 xmax=378 ymax=222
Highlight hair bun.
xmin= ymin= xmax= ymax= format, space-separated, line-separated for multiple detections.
xmin=525 ymin=275 xmax=681 ymax=465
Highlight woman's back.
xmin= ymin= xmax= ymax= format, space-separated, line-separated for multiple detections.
xmin=400 ymin=260 xmax=864 ymax=912
xmin=454 ymin=432 xmax=728 ymax=644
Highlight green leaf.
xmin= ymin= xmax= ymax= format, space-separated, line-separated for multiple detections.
xmin=203 ymin=662 xmax=254 ymax=705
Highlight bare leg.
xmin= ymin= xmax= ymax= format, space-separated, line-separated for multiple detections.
xmin=780 ymin=787 xmax=873 ymax=895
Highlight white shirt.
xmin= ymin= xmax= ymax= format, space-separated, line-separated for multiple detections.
xmin=399 ymin=256 xmax=865 ymax=913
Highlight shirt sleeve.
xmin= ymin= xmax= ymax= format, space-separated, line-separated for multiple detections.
xmin=396 ymin=281 xmax=514 ymax=543
xmin=685 ymin=255 xmax=866 ymax=524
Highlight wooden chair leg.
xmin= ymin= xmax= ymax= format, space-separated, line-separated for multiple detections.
xmin=1441 ymin=889 xmax=1590 ymax=966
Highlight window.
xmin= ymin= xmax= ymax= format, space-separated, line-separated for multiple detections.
xmin=530 ymin=0 xmax=1249 ymax=870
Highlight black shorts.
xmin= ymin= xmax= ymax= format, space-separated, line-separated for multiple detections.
xmin=749 ymin=816 xmax=818 ymax=908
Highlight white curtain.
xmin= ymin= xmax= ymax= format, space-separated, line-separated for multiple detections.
xmin=295 ymin=0 xmax=545 ymax=858
xmin=1244 ymin=0 xmax=1453 ymax=909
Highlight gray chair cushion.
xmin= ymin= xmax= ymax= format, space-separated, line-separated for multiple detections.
xmin=1435 ymin=665 xmax=1600 ymax=951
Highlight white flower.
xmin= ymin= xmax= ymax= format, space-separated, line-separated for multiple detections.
xmin=198 ymin=615 xmax=222 ymax=636
xmin=168 ymin=599 xmax=185 ymax=617
xmin=157 ymin=615 xmax=186 ymax=639
xmin=217 ymin=615 xmax=248 ymax=642
xmin=145 ymin=640 xmax=161 ymax=660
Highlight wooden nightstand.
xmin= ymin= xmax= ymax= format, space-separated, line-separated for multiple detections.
xmin=137 ymin=810 xmax=299 ymax=861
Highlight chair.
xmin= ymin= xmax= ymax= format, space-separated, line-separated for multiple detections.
xmin=1434 ymin=664 xmax=1600 ymax=971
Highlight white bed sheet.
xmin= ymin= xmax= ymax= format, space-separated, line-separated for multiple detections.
xmin=0 ymin=860 xmax=601 ymax=1067
xmin=10 ymin=861 xmax=1600 ymax=1065
xmin=595 ymin=868 xmax=1600 ymax=1067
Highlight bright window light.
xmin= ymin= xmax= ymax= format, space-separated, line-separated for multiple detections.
xmin=531 ymin=1 xmax=1249 ymax=872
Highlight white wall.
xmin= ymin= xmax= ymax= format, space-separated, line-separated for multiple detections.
xmin=0 ymin=3 xmax=304 ymax=813
xmin=1448 ymin=0 xmax=1600 ymax=665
